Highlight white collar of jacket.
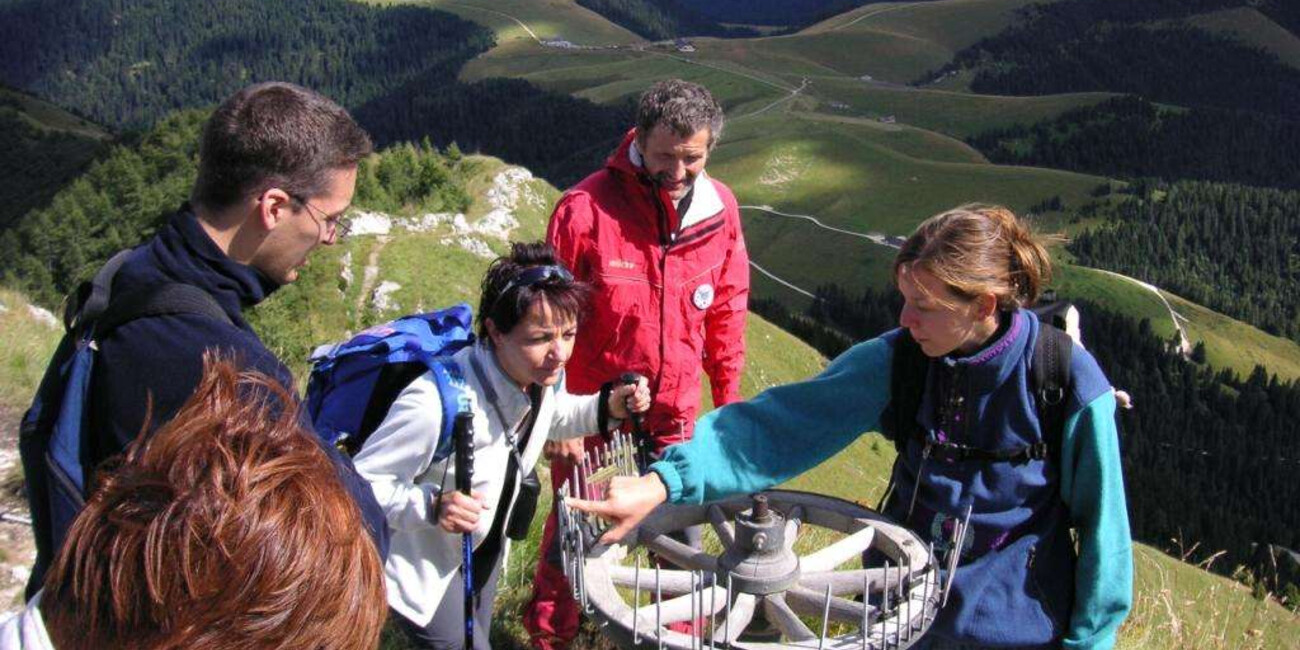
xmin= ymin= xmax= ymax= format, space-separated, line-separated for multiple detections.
xmin=628 ymin=139 xmax=725 ymax=230
xmin=468 ymin=342 xmax=535 ymax=429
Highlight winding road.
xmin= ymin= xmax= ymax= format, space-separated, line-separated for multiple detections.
xmin=740 ymin=207 xmax=1192 ymax=355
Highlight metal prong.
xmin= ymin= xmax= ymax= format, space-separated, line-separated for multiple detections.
xmin=862 ymin=570 xmax=869 ymax=650
xmin=689 ymin=571 xmax=697 ymax=650
xmin=882 ymin=559 xmax=891 ymax=648
xmin=724 ymin=572 xmax=732 ymax=644
xmin=897 ymin=556 xmax=905 ymax=642
xmin=926 ymin=542 xmax=936 ymax=623
xmin=656 ymin=561 xmax=663 ymax=650
xmin=818 ymin=583 xmax=832 ymax=650
xmin=904 ymin=553 xmax=913 ymax=641
xmin=633 ymin=553 xmax=642 ymax=644
xmin=709 ymin=570 xmax=716 ymax=650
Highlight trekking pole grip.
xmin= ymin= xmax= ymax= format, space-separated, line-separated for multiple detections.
xmin=618 ymin=372 xmax=651 ymax=471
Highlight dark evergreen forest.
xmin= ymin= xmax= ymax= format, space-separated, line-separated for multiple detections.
xmin=574 ymin=0 xmax=910 ymax=38
xmin=968 ymin=97 xmax=1300 ymax=191
xmin=0 ymin=0 xmax=630 ymax=188
xmin=0 ymin=93 xmax=107 ymax=229
xmin=1068 ymin=181 xmax=1300 ymax=342
xmin=922 ymin=0 xmax=1300 ymax=118
xmin=753 ymin=285 xmax=1300 ymax=582
xmin=687 ymin=0 xmax=878 ymax=27
xmin=574 ymin=0 xmax=760 ymax=40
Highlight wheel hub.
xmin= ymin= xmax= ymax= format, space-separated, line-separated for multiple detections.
xmin=719 ymin=494 xmax=801 ymax=595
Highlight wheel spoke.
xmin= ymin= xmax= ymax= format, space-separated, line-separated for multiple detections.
xmin=608 ymin=565 xmax=694 ymax=593
xmin=785 ymin=585 xmax=875 ymax=625
xmin=799 ymin=567 xmax=893 ymax=597
xmin=707 ymin=503 xmax=736 ymax=550
xmin=801 ymin=525 xmax=875 ymax=572
xmin=633 ymin=582 xmax=730 ymax=626
xmin=763 ymin=594 xmax=818 ymax=642
xmin=719 ymin=593 xmax=758 ymax=644
xmin=642 ymin=534 xmax=720 ymax=572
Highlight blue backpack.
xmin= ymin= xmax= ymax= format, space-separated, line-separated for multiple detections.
xmin=305 ymin=304 xmax=476 ymax=459
xmin=20 ymin=249 xmax=231 ymax=598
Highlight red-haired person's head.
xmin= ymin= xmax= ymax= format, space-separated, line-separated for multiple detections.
xmin=39 ymin=355 xmax=386 ymax=650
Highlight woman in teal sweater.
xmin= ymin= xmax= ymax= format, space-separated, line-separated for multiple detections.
xmin=571 ymin=205 xmax=1133 ymax=649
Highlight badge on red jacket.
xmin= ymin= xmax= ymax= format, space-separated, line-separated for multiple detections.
xmin=693 ymin=284 xmax=714 ymax=310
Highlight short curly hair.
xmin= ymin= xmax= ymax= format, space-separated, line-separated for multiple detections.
xmin=635 ymin=79 xmax=725 ymax=148
xmin=41 ymin=354 xmax=387 ymax=650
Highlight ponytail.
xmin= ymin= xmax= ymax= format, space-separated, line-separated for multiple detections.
xmin=894 ymin=204 xmax=1061 ymax=311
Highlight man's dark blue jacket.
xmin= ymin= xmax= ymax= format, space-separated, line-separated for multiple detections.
xmin=86 ymin=205 xmax=389 ymax=554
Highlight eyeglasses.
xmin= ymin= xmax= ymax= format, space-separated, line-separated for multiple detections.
xmin=291 ymin=194 xmax=352 ymax=240
xmin=496 ymin=265 xmax=574 ymax=300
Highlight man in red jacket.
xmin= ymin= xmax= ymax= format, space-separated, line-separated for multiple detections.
xmin=524 ymin=79 xmax=749 ymax=649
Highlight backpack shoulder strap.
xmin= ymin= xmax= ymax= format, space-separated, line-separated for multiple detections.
xmin=428 ymin=356 xmax=467 ymax=464
xmin=884 ymin=330 xmax=929 ymax=451
xmin=65 ymin=248 xmax=135 ymax=332
xmin=1032 ymin=324 xmax=1073 ymax=465
xmin=94 ymin=283 xmax=232 ymax=339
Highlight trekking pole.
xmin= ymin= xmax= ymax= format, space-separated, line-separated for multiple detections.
xmin=619 ymin=372 xmax=651 ymax=471
xmin=453 ymin=411 xmax=476 ymax=650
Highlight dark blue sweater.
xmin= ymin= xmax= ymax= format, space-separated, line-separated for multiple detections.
xmin=87 ymin=205 xmax=389 ymax=556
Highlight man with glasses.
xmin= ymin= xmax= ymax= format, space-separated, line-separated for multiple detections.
xmin=20 ymin=82 xmax=389 ymax=597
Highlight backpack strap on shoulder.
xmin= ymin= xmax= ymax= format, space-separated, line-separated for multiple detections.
xmin=884 ymin=330 xmax=929 ymax=450
xmin=1032 ymin=324 xmax=1073 ymax=466
xmin=428 ymin=356 xmax=467 ymax=463
xmin=94 ymin=283 xmax=232 ymax=340
xmin=65 ymin=248 xmax=135 ymax=333
xmin=879 ymin=330 xmax=929 ymax=511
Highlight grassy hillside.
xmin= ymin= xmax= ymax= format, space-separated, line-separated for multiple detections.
xmin=462 ymin=39 xmax=790 ymax=117
xmin=416 ymin=0 xmax=643 ymax=47
xmin=692 ymin=0 xmax=1040 ymax=85
xmin=1187 ymin=7 xmax=1300 ymax=71
xmin=0 ymin=87 xmax=110 ymax=228
xmin=0 ymin=289 xmax=60 ymax=413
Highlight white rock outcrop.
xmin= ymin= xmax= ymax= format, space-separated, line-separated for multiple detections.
xmin=475 ymin=208 xmax=519 ymax=240
xmin=27 ymin=305 xmax=59 ymax=329
xmin=348 ymin=211 xmax=393 ymax=236
xmin=339 ymin=251 xmax=354 ymax=289
xmin=441 ymin=236 xmax=495 ymax=259
xmin=407 ymin=212 xmax=462 ymax=233
xmin=370 ymin=281 xmax=402 ymax=314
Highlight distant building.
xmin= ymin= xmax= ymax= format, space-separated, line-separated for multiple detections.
xmin=542 ymin=38 xmax=576 ymax=49
xmin=829 ymin=102 xmax=850 ymax=110
xmin=674 ymin=37 xmax=695 ymax=53
xmin=880 ymin=115 xmax=896 ymax=124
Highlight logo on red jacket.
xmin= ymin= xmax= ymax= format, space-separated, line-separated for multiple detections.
xmin=692 ymin=284 xmax=714 ymax=310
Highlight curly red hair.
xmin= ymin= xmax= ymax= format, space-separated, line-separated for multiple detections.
xmin=41 ymin=354 xmax=386 ymax=650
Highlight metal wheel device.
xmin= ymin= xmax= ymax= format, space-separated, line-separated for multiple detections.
xmin=557 ymin=434 xmax=961 ymax=649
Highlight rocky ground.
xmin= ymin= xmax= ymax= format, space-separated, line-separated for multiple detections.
xmin=0 ymin=403 xmax=35 ymax=616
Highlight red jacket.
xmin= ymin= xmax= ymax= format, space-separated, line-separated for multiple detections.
xmin=547 ymin=130 xmax=749 ymax=447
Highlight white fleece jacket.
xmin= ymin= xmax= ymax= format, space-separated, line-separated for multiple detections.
xmin=352 ymin=342 xmax=603 ymax=626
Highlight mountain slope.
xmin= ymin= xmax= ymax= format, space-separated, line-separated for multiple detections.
xmin=0 ymin=87 xmax=110 ymax=229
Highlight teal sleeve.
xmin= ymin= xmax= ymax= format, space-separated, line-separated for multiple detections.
xmin=651 ymin=337 xmax=893 ymax=505
xmin=1059 ymin=391 xmax=1133 ymax=650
